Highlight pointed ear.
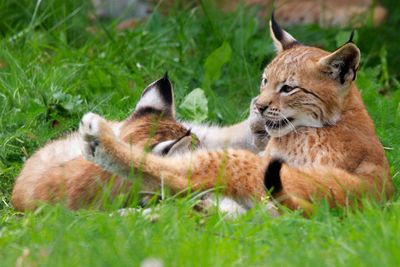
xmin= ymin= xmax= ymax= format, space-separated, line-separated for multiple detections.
xmin=134 ymin=73 xmax=175 ymax=118
xmin=269 ymin=12 xmax=300 ymax=52
xmin=151 ymin=130 xmax=198 ymax=156
xmin=318 ymin=43 xmax=360 ymax=85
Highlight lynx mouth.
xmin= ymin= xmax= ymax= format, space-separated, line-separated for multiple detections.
xmin=265 ymin=117 xmax=294 ymax=130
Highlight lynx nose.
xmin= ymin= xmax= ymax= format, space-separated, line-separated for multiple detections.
xmin=255 ymin=102 xmax=268 ymax=114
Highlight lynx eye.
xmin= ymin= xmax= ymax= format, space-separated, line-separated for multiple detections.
xmin=280 ymin=84 xmax=295 ymax=93
xmin=261 ymin=78 xmax=267 ymax=86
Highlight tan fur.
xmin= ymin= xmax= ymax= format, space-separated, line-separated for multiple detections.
xmin=80 ymin=119 xmax=267 ymax=208
xmin=120 ymin=116 xmax=189 ymax=147
xmin=12 ymin=76 xmax=264 ymax=214
xmin=81 ymin=23 xmax=394 ymax=213
xmin=11 ymin=114 xmax=190 ymax=211
xmin=11 ymin=75 xmax=199 ymax=211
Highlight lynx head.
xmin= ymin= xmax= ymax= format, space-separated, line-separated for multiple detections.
xmin=254 ymin=14 xmax=360 ymax=137
xmin=120 ymin=74 xmax=198 ymax=155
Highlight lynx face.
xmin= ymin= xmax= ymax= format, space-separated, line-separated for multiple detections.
xmin=253 ymin=15 xmax=360 ymax=138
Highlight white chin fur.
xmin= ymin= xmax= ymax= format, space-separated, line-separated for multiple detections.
xmin=266 ymin=117 xmax=325 ymax=137
xmin=265 ymin=125 xmax=293 ymax=138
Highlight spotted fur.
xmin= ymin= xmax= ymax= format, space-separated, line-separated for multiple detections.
xmin=81 ymin=19 xmax=394 ymax=215
xmin=12 ymin=76 xmax=196 ymax=211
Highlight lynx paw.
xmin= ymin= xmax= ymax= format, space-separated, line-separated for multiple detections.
xmin=79 ymin=112 xmax=128 ymax=177
xmin=196 ymin=194 xmax=248 ymax=220
xmin=79 ymin=112 xmax=107 ymax=159
xmin=249 ymin=97 xmax=269 ymax=150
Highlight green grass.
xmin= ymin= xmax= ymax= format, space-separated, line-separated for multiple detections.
xmin=1 ymin=1 xmax=400 ymax=266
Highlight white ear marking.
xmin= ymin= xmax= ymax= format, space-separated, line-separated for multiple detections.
xmin=134 ymin=74 xmax=175 ymax=117
xmin=135 ymin=85 xmax=166 ymax=111
xmin=152 ymin=140 xmax=176 ymax=155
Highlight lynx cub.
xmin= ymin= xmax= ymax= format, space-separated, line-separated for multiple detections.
xmin=12 ymin=76 xmax=201 ymax=210
xmin=12 ymin=75 xmax=264 ymax=214
xmin=80 ymin=16 xmax=394 ymax=214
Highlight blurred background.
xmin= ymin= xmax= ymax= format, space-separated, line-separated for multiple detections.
xmin=1 ymin=0 xmax=399 ymax=81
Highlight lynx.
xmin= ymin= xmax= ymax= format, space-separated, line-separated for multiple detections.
xmin=11 ymin=76 xmax=202 ymax=211
xmin=79 ymin=15 xmax=394 ymax=214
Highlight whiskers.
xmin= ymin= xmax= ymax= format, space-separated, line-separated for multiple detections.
xmin=279 ymin=111 xmax=297 ymax=135
xmin=264 ymin=110 xmax=297 ymax=137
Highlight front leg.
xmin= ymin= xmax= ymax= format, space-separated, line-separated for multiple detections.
xmin=79 ymin=112 xmax=132 ymax=179
xmin=249 ymin=97 xmax=269 ymax=152
xmin=80 ymin=111 xmax=195 ymax=192
xmin=80 ymin=113 xmax=268 ymax=205
xmin=79 ymin=113 xmax=279 ymax=216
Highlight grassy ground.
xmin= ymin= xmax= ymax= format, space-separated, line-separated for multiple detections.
xmin=0 ymin=1 xmax=400 ymax=266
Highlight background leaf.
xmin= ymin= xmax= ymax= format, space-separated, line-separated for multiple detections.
xmin=179 ymin=88 xmax=208 ymax=122
xmin=202 ymin=41 xmax=232 ymax=92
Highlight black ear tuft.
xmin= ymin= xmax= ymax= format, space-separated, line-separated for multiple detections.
xmin=160 ymin=128 xmax=192 ymax=156
xmin=347 ymin=30 xmax=355 ymax=43
xmin=184 ymin=128 xmax=191 ymax=137
xmin=269 ymin=11 xmax=300 ymax=51
xmin=264 ymin=158 xmax=283 ymax=194
xmin=270 ymin=11 xmax=284 ymax=42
